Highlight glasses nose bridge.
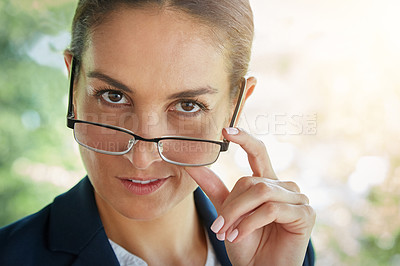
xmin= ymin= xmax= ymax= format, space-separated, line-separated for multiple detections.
xmin=128 ymin=135 xmax=160 ymax=153
xmin=122 ymin=136 xmax=162 ymax=169
xmin=131 ymin=134 xmax=159 ymax=146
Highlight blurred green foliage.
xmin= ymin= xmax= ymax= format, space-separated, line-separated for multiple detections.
xmin=0 ymin=0 xmax=79 ymax=226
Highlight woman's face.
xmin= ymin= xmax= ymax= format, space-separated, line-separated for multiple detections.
xmin=73 ymin=7 xmax=232 ymax=220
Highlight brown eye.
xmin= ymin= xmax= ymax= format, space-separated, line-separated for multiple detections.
xmin=175 ymin=101 xmax=201 ymax=113
xmin=181 ymin=102 xmax=195 ymax=111
xmin=101 ymin=91 xmax=128 ymax=104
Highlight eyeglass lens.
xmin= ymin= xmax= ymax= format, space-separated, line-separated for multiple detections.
xmin=74 ymin=123 xmax=133 ymax=153
xmin=158 ymin=139 xmax=221 ymax=165
xmin=73 ymin=122 xmax=221 ymax=165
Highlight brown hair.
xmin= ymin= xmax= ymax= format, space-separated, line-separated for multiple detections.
xmin=68 ymin=0 xmax=254 ymax=97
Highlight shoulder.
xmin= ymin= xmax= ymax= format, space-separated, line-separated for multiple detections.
xmin=0 ymin=177 xmax=117 ymax=266
xmin=0 ymin=204 xmax=51 ymax=246
xmin=0 ymin=178 xmax=95 ymax=265
xmin=0 ymin=203 xmax=73 ymax=265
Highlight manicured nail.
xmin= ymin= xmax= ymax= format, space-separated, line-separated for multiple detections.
xmin=227 ymin=229 xmax=239 ymax=242
xmin=211 ymin=216 xmax=224 ymax=233
xmin=216 ymin=232 xmax=226 ymax=241
xmin=225 ymin=127 xmax=239 ymax=135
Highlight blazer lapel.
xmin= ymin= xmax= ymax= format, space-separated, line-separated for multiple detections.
xmin=194 ymin=187 xmax=232 ymax=266
xmin=47 ymin=177 xmax=119 ymax=265
xmin=70 ymin=230 xmax=119 ymax=266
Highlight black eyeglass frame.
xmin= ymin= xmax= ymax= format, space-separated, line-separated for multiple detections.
xmin=66 ymin=57 xmax=246 ymax=166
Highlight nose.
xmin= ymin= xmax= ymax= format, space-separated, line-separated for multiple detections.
xmin=123 ymin=140 xmax=162 ymax=169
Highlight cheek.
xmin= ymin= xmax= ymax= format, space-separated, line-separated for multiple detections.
xmin=79 ymin=147 xmax=121 ymax=182
xmin=204 ymin=102 xmax=233 ymax=139
xmin=79 ymin=147 xmax=105 ymax=179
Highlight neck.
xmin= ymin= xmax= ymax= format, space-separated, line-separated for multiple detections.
xmin=95 ymin=191 xmax=207 ymax=265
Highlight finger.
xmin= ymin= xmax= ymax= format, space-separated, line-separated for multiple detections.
xmin=226 ymin=202 xmax=316 ymax=243
xmin=184 ymin=166 xmax=229 ymax=210
xmin=218 ymin=179 xmax=309 ymax=234
xmin=218 ymin=176 xmax=254 ymax=209
xmin=218 ymin=177 xmax=303 ymax=238
xmin=226 ymin=178 xmax=301 ymax=205
xmin=278 ymin=180 xmax=301 ymax=193
xmin=223 ymin=213 xmax=247 ymax=242
xmin=223 ymin=128 xmax=277 ymax=179
xmin=260 ymin=179 xmax=301 ymax=193
xmin=221 ymin=177 xmax=304 ymax=216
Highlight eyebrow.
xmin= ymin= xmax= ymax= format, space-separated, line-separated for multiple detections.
xmin=88 ymin=71 xmax=133 ymax=93
xmin=167 ymin=86 xmax=218 ymax=99
xmin=88 ymin=70 xmax=218 ymax=98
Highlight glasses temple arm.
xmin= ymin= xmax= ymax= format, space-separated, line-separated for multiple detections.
xmin=67 ymin=58 xmax=77 ymax=129
xmin=229 ymin=78 xmax=246 ymax=128
xmin=67 ymin=58 xmax=77 ymax=119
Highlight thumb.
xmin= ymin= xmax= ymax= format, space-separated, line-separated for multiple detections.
xmin=185 ymin=166 xmax=229 ymax=211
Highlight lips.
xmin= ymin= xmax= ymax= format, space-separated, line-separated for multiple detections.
xmin=128 ymin=178 xmax=159 ymax=184
xmin=119 ymin=177 xmax=168 ymax=195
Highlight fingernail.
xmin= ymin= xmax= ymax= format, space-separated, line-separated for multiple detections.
xmin=227 ymin=229 xmax=238 ymax=242
xmin=216 ymin=232 xmax=225 ymax=241
xmin=225 ymin=127 xmax=239 ymax=135
xmin=211 ymin=216 xmax=224 ymax=233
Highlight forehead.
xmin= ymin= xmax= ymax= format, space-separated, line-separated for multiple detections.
xmin=83 ymin=7 xmax=229 ymax=91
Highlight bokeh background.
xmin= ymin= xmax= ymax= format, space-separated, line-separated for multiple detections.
xmin=1 ymin=0 xmax=399 ymax=265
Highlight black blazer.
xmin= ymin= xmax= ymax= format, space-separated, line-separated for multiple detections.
xmin=0 ymin=177 xmax=315 ymax=265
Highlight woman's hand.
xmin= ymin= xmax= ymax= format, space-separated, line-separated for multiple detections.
xmin=185 ymin=128 xmax=316 ymax=266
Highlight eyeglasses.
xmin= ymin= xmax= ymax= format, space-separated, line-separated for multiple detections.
xmin=66 ymin=58 xmax=246 ymax=166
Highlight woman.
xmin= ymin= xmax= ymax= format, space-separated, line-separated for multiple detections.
xmin=0 ymin=0 xmax=316 ymax=265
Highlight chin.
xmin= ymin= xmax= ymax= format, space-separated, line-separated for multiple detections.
xmin=123 ymin=196 xmax=174 ymax=220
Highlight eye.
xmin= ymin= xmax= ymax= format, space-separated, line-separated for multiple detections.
xmin=174 ymin=101 xmax=201 ymax=113
xmin=101 ymin=91 xmax=129 ymax=104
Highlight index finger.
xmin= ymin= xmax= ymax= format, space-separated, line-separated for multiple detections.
xmin=223 ymin=127 xmax=277 ymax=179
xmin=184 ymin=166 xmax=229 ymax=210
